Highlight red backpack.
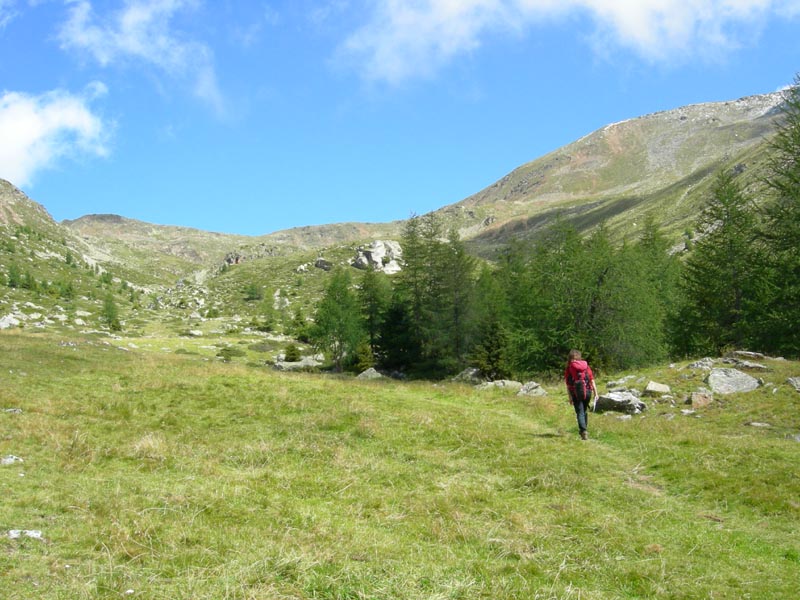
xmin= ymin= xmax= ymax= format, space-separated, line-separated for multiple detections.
xmin=567 ymin=362 xmax=593 ymax=403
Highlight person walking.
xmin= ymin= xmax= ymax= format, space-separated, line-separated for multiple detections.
xmin=564 ymin=349 xmax=599 ymax=440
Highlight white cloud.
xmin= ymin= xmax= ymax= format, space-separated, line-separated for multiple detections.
xmin=0 ymin=0 xmax=19 ymax=30
xmin=341 ymin=0 xmax=800 ymax=84
xmin=0 ymin=84 xmax=110 ymax=187
xmin=59 ymin=0 xmax=224 ymax=113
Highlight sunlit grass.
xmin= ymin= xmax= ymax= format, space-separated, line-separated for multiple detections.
xmin=1 ymin=331 xmax=798 ymax=598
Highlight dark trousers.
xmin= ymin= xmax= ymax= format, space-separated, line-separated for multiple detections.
xmin=570 ymin=393 xmax=590 ymax=434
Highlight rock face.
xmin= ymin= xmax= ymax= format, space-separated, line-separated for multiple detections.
xmin=706 ymin=368 xmax=761 ymax=394
xmin=595 ymin=392 xmax=647 ymax=414
xmin=352 ymin=240 xmax=403 ymax=274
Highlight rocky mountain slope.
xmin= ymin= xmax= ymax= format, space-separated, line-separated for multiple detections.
xmin=440 ymin=91 xmax=785 ymax=254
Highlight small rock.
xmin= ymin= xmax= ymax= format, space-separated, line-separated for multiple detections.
xmin=8 ymin=530 xmax=43 ymax=540
xmin=644 ymin=381 xmax=671 ymax=396
xmin=1 ymin=455 xmax=24 ymax=466
xmin=787 ymin=377 xmax=800 ymax=392
xmin=3 ymin=408 xmax=23 ymax=414
xmin=746 ymin=422 xmax=771 ymax=428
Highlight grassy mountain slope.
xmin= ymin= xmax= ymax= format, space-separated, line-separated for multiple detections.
xmin=1 ymin=331 xmax=798 ymax=598
xmin=445 ymin=92 xmax=784 ymax=255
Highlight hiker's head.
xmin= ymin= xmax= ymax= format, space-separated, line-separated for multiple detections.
xmin=567 ymin=349 xmax=582 ymax=363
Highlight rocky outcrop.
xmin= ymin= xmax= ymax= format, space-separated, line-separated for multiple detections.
xmin=351 ymin=240 xmax=403 ymax=274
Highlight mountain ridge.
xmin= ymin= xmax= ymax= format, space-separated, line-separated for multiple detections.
xmin=1 ymin=89 xmax=789 ymax=279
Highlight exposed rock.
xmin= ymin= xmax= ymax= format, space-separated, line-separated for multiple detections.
xmin=314 ymin=258 xmax=333 ymax=271
xmin=746 ymin=421 xmax=771 ymax=428
xmin=357 ymin=368 xmax=384 ymax=380
xmin=687 ymin=357 xmax=716 ymax=370
xmin=476 ymin=379 xmax=523 ymax=392
xmin=3 ymin=408 xmax=22 ymax=414
xmin=595 ymin=392 xmax=647 ymax=414
xmin=706 ymin=368 xmax=761 ymax=394
xmin=721 ymin=357 xmax=769 ymax=371
xmin=1 ymin=455 xmax=24 ymax=466
xmin=517 ymin=381 xmax=547 ymax=397
xmin=0 ymin=315 xmax=20 ymax=329
xmin=691 ymin=390 xmax=714 ymax=409
xmin=452 ymin=368 xmax=484 ymax=385
xmin=607 ymin=375 xmax=637 ymax=388
xmin=787 ymin=377 xmax=800 ymax=392
xmin=351 ymin=240 xmax=403 ymax=274
xmin=7 ymin=530 xmax=43 ymax=540
xmin=273 ymin=355 xmax=323 ymax=371
xmin=644 ymin=381 xmax=671 ymax=396
xmin=727 ymin=350 xmax=765 ymax=360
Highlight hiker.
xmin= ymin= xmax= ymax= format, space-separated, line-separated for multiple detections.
xmin=564 ymin=349 xmax=598 ymax=440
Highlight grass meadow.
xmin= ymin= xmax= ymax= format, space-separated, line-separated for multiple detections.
xmin=1 ymin=331 xmax=798 ymax=599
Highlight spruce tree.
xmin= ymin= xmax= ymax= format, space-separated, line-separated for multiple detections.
xmin=676 ymin=169 xmax=762 ymax=355
xmin=761 ymin=76 xmax=800 ymax=355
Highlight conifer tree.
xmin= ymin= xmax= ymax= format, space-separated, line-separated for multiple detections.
xmin=357 ymin=268 xmax=391 ymax=356
xmin=675 ymin=169 xmax=762 ymax=355
xmin=761 ymin=75 xmax=800 ymax=355
xmin=309 ymin=269 xmax=364 ymax=371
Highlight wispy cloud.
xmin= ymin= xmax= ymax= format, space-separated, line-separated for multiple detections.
xmin=0 ymin=0 xmax=19 ymax=30
xmin=341 ymin=0 xmax=799 ymax=85
xmin=0 ymin=83 xmax=110 ymax=187
xmin=58 ymin=0 xmax=224 ymax=113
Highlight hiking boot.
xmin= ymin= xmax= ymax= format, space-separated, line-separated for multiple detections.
xmin=580 ymin=431 xmax=588 ymax=440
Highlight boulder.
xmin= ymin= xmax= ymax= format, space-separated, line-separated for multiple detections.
xmin=476 ymin=380 xmax=523 ymax=392
xmin=706 ymin=368 xmax=760 ymax=394
xmin=517 ymin=381 xmax=547 ymax=397
xmin=314 ymin=258 xmax=333 ymax=271
xmin=0 ymin=315 xmax=20 ymax=330
xmin=787 ymin=377 xmax=800 ymax=392
xmin=452 ymin=368 xmax=484 ymax=385
xmin=595 ymin=391 xmax=647 ymax=414
xmin=1 ymin=455 xmax=24 ymax=466
xmin=644 ymin=381 xmax=671 ymax=396
xmin=357 ymin=368 xmax=384 ymax=380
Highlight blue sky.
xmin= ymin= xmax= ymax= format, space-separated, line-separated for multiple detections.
xmin=1 ymin=1 xmax=799 ymax=236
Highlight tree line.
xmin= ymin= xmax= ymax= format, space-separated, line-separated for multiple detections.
xmin=310 ymin=77 xmax=800 ymax=379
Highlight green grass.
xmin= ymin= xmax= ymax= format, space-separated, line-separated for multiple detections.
xmin=1 ymin=332 xmax=799 ymax=598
